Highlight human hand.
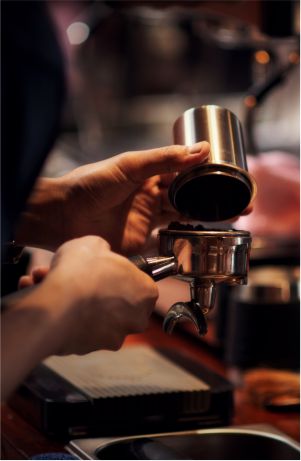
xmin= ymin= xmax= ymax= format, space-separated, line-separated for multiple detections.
xmin=2 ymin=235 xmax=158 ymax=398
xmin=16 ymin=142 xmax=209 ymax=253
xmin=62 ymin=142 xmax=210 ymax=254
xmin=18 ymin=266 xmax=49 ymax=289
xmin=39 ymin=236 xmax=159 ymax=354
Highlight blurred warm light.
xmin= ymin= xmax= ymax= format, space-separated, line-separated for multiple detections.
xmin=244 ymin=95 xmax=257 ymax=108
xmin=67 ymin=22 xmax=90 ymax=45
xmin=288 ymin=51 xmax=300 ymax=64
xmin=254 ymin=50 xmax=270 ymax=65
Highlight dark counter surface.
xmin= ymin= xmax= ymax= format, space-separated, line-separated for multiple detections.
xmin=1 ymin=316 xmax=299 ymax=459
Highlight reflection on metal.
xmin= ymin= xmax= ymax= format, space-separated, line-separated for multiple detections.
xmin=174 ymin=106 xmax=248 ymax=168
xmin=170 ymin=106 xmax=257 ymax=222
xmin=67 ymin=424 xmax=300 ymax=460
xmin=159 ymin=228 xmax=251 ymax=335
xmin=159 ymin=229 xmax=251 ymax=281
xmin=163 ymin=301 xmax=208 ymax=336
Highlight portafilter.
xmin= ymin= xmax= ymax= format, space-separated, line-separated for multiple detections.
xmin=131 ymin=106 xmax=256 ymax=336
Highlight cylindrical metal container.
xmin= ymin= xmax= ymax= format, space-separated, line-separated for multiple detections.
xmin=170 ymin=105 xmax=257 ymax=221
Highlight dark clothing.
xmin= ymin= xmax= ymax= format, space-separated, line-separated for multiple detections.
xmin=1 ymin=0 xmax=65 ymax=248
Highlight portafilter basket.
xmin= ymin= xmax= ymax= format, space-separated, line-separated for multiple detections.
xmin=131 ymin=226 xmax=251 ymax=336
xmin=159 ymin=226 xmax=251 ymax=335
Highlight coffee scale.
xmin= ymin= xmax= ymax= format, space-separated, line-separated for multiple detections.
xmin=10 ymin=106 xmax=257 ymax=443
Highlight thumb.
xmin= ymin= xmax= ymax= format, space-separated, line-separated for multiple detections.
xmin=117 ymin=141 xmax=210 ymax=183
xmin=32 ymin=266 xmax=50 ymax=284
xmin=18 ymin=266 xmax=49 ymax=290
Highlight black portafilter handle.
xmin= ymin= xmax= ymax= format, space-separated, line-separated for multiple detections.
xmin=129 ymin=255 xmax=178 ymax=281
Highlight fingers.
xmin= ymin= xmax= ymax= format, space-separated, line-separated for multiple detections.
xmin=160 ymin=188 xmax=175 ymax=213
xmin=32 ymin=266 xmax=49 ymax=283
xmin=117 ymin=141 xmax=210 ymax=183
xmin=18 ymin=275 xmax=34 ymax=290
xmin=18 ymin=266 xmax=50 ymax=290
xmin=159 ymin=172 xmax=177 ymax=187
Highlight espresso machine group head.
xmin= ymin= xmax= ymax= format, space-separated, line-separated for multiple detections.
xmin=132 ymin=105 xmax=256 ymax=335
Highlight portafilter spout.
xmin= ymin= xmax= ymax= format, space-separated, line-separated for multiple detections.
xmin=162 ymin=280 xmax=216 ymax=336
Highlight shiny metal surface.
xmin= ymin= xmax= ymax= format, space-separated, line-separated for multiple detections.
xmin=170 ymin=106 xmax=257 ymax=221
xmin=158 ymin=228 xmax=252 ymax=335
xmin=174 ymin=105 xmax=247 ymax=169
xmin=163 ymin=301 xmax=208 ymax=336
xmin=131 ymin=229 xmax=251 ymax=335
xmin=145 ymin=256 xmax=178 ymax=281
xmin=159 ymin=229 xmax=251 ymax=283
xmin=67 ymin=424 xmax=300 ymax=460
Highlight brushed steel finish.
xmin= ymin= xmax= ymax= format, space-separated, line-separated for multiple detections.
xmin=170 ymin=105 xmax=257 ymax=221
xmin=174 ymin=105 xmax=247 ymax=169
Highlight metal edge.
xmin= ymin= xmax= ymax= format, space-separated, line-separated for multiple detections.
xmin=159 ymin=228 xmax=252 ymax=238
xmin=169 ymin=162 xmax=257 ymax=207
xmin=65 ymin=424 xmax=300 ymax=460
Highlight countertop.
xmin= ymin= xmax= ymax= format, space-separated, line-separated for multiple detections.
xmin=1 ymin=315 xmax=299 ymax=460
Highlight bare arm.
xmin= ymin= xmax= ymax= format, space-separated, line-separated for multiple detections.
xmin=1 ymin=280 xmax=68 ymax=399
xmin=15 ymin=177 xmax=68 ymax=251
xmin=1 ymin=236 xmax=158 ymax=401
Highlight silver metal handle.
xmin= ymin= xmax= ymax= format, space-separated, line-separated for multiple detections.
xmin=130 ymin=255 xmax=178 ymax=281
xmin=163 ymin=301 xmax=208 ymax=336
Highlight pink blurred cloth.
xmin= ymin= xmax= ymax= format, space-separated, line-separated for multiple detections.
xmin=236 ymin=151 xmax=300 ymax=238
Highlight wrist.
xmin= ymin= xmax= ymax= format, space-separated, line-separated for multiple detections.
xmin=3 ymin=274 xmax=76 ymax=359
xmin=15 ymin=177 xmax=69 ymax=251
xmin=1 ymin=279 xmax=76 ymax=399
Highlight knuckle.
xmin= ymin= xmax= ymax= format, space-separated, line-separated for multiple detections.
xmin=147 ymin=281 xmax=159 ymax=301
xmin=160 ymin=145 xmax=190 ymax=171
xmin=140 ymin=277 xmax=158 ymax=301
xmin=162 ymin=144 xmax=184 ymax=160
xmin=140 ymin=318 xmax=150 ymax=332
xmin=83 ymin=235 xmax=111 ymax=252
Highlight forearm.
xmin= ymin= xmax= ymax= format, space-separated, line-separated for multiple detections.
xmin=1 ymin=279 xmax=68 ymax=400
xmin=15 ymin=177 xmax=68 ymax=251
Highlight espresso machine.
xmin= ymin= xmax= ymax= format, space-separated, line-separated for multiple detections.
xmin=132 ymin=104 xmax=257 ymax=337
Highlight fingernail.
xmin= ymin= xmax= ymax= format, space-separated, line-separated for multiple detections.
xmin=189 ymin=141 xmax=210 ymax=155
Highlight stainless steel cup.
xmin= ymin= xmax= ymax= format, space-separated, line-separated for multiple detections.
xmin=170 ymin=105 xmax=257 ymax=221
